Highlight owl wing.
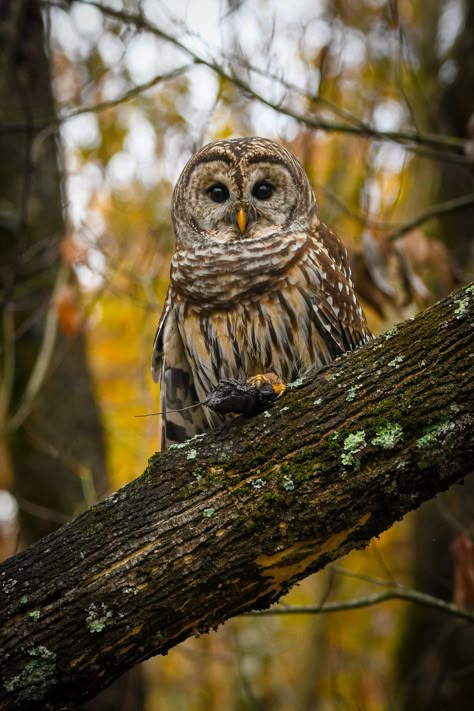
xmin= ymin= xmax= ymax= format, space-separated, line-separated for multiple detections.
xmin=151 ymin=289 xmax=207 ymax=450
xmin=304 ymin=220 xmax=371 ymax=358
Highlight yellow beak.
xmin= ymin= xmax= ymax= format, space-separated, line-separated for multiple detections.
xmin=236 ymin=207 xmax=247 ymax=234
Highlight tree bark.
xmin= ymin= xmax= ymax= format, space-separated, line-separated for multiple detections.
xmin=0 ymin=4 xmax=144 ymax=709
xmin=0 ymin=284 xmax=473 ymax=710
xmin=395 ymin=6 xmax=474 ymax=707
xmin=0 ymin=0 xmax=109 ymax=540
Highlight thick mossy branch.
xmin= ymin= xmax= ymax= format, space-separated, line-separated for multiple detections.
xmin=1 ymin=284 xmax=473 ymax=710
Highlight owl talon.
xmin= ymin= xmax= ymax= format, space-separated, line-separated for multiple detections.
xmin=247 ymin=373 xmax=287 ymax=400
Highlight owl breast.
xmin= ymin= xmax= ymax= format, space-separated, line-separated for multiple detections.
xmin=171 ymin=234 xmax=336 ymax=404
xmin=170 ymin=229 xmax=308 ymax=308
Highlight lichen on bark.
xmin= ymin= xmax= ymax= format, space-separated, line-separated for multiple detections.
xmin=0 ymin=283 xmax=472 ymax=710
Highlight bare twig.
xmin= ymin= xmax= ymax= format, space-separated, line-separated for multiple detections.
xmin=61 ymin=64 xmax=194 ymax=120
xmin=3 ymin=263 xmax=69 ymax=434
xmin=158 ymin=12 xmax=368 ymax=128
xmin=0 ymin=63 xmax=194 ymax=132
xmin=16 ymin=495 xmax=71 ymax=524
xmin=247 ymin=588 xmax=474 ymax=623
xmin=36 ymin=0 xmax=468 ymax=161
xmin=0 ymin=309 xmax=16 ymax=428
xmin=386 ymin=192 xmax=474 ymax=241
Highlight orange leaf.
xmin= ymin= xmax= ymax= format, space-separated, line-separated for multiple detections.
xmin=60 ymin=236 xmax=88 ymax=266
xmin=57 ymin=284 xmax=81 ymax=336
xmin=451 ymin=533 xmax=474 ymax=608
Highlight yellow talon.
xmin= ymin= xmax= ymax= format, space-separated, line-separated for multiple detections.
xmin=271 ymin=383 xmax=286 ymax=398
xmin=247 ymin=372 xmax=287 ymax=399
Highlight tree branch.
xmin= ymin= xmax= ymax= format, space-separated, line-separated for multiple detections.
xmin=33 ymin=0 xmax=468 ymax=163
xmin=386 ymin=192 xmax=474 ymax=241
xmin=0 ymin=284 xmax=473 ymax=710
xmin=247 ymin=588 xmax=474 ymax=623
xmin=60 ymin=64 xmax=194 ymax=120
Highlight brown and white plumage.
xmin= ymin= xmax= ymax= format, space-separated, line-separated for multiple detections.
xmin=152 ymin=137 xmax=371 ymax=449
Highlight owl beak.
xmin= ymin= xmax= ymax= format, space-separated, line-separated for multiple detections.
xmin=236 ymin=207 xmax=248 ymax=234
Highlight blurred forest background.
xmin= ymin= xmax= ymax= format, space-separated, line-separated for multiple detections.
xmin=1 ymin=0 xmax=473 ymax=709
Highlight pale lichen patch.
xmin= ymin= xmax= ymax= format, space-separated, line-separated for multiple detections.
xmin=168 ymin=433 xmax=206 ymax=452
xmin=454 ymin=296 xmax=469 ymax=318
xmin=415 ymin=419 xmax=456 ymax=470
xmin=387 ymin=355 xmax=404 ymax=368
xmin=2 ymin=578 xmax=17 ymax=594
xmin=122 ymin=585 xmax=140 ymax=596
xmin=4 ymin=645 xmax=57 ymax=701
xmin=287 ymin=377 xmax=305 ymax=388
xmin=167 ymin=441 xmax=188 ymax=451
xmin=346 ymin=384 xmax=362 ymax=402
xmin=383 ymin=326 xmax=399 ymax=340
xmin=371 ymin=423 xmax=403 ymax=449
xmin=341 ymin=431 xmax=367 ymax=469
xmin=416 ymin=420 xmax=454 ymax=449
xmin=86 ymin=603 xmax=113 ymax=633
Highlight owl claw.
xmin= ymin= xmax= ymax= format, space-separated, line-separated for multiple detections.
xmin=247 ymin=373 xmax=287 ymax=399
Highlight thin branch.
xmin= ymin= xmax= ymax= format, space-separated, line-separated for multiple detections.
xmin=3 ymin=263 xmax=69 ymax=434
xmin=318 ymin=189 xmax=474 ymax=246
xmin=386 ymin=192 xmax=474 ymax=241
xmin=16 ymin=495 xmax=72 ymax=525
xmin=158 ymin=11 xmax=368 ymax=129
xmin=60 ymin=63 xmax=194 ymax=120
xmin=246 ymin=588 xmax=474 ymax=623
xmin=0 ymin=64 xmax=195 ymax=132
xmin=0 ymin=308 xmax=16 ymax=427
xmin=329 ymin=565 xmax=398 ymax=588
xmin=37 ymin=0 xmax=468 ymax=162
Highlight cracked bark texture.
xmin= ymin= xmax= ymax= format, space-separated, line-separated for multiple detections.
xmin=0 ymin=2 xmax=143 ymax=708
xmin=394 ymin=4 xmax=474 ymax=708
xmin=0 ymin=283 xmax=473 ymax=710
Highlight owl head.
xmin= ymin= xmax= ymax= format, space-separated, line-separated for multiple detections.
xmin=171 ymin=137 xmax=316 ymax=246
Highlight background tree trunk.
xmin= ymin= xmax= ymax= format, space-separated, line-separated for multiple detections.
xmin=0 ymin=0 xmax=108 ymax=539
xmin=395 ymin=3 xmax=474 ymax=707
xmin=0 ymin=2 xmax=144 ymax=708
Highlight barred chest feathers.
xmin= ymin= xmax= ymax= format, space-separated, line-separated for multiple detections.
xmin=170 ymin=228 xmax=309 ymax=308
xmin=168 ymin=231 xmax=336 ymax=402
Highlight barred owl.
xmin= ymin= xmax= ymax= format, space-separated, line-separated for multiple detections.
xmin=152 ymin=137 xmax=371 ymax=449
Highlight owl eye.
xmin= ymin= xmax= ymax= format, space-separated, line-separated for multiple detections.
xmin=252 ymin=181 xmax=274 ymax=200
xmin=207 ymin=183 xmax=230 ymax=203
